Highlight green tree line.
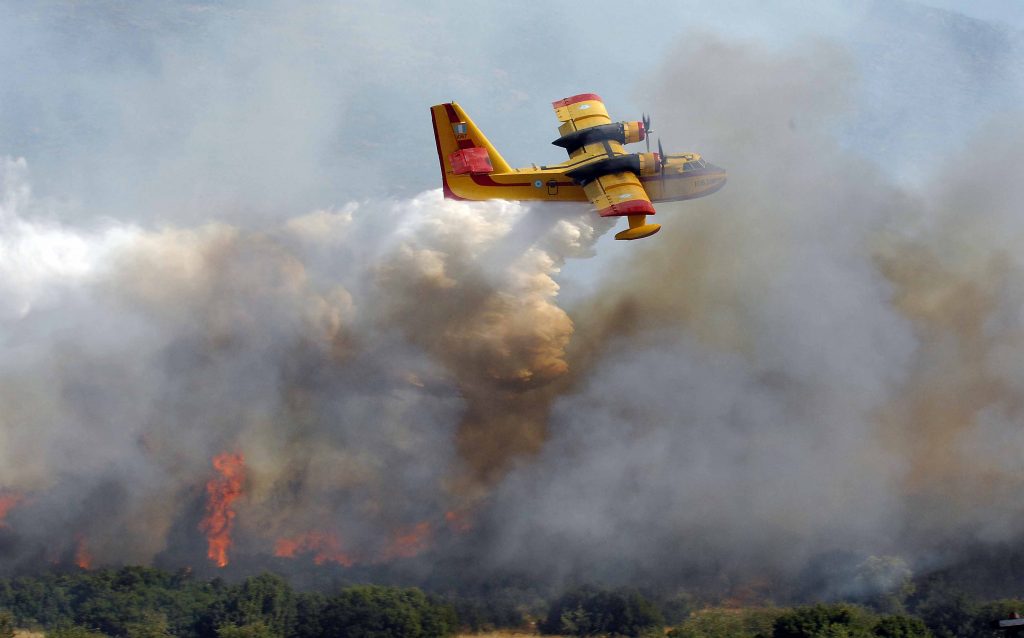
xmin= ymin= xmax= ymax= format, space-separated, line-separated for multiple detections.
xmin=0 ymin=568 xmax=456 ymax=638
xmin=2 ymin=566 xmax=1024 ymax=638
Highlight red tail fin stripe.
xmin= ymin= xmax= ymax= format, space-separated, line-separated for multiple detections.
xmin=442 ymin=103 xmax=476 ymax=150
xmin=430 ymin=107 xmax=466 ymax=200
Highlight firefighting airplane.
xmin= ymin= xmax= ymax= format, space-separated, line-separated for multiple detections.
xmin=430 ymin=93 xmax=727 ymax=240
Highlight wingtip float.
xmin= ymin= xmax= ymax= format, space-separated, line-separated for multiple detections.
xmin=430 ymin=93 xmax=726 ymax=241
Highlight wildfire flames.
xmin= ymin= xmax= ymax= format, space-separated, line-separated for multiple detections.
xmin=382 ymin=521 xmax=433 ymax=561
xmin=0 ymin=492 xmax=23 ymax=528
xmin=275 ymin=515 xmax=464 ymax=567
xmin=274 ymin=531 xmax=354 ymax=566
xmin=199 ymin=452 xmax=245 ymax=568
xmin=75 ymin=535 xmax=93 ymax=570
xmin=444 ymin=509 xmax=473 ymax=534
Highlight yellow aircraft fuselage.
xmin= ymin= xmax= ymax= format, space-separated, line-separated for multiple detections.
xmin=430 ymin=102 xmax=727 ymax=208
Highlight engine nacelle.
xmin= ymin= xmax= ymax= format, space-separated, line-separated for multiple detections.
xmin=565 ymin=152 xmax=661 ymax=184
xmin=622 ymin=121 xmax=646 ymax=145
xmin=637 ymin=152 xmax=662 ymax=177
xmin=552 ymin=121 xmax=648 ymax=153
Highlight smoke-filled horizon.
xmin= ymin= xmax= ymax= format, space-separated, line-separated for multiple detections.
xmin=3 ymin=4 xmax=1024 ymax=603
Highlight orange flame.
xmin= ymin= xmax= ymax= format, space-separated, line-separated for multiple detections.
xmin=0 ymin=492 xmax=24 ymax=528
xmin=74 ymin=535 xmax=93 ymax=569
xmin=199 ymin=452 xmax=245 ymax=568
xmin=274 ymin=531 xmax=354 ymax=567
xmin=382 ymin=521 xmax=433 ymax=560
xmin=444 ymin=509 xmax=474 ymax=534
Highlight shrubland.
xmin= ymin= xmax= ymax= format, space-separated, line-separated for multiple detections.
xmin=0 ymin=567 xmax=1021 ymax=637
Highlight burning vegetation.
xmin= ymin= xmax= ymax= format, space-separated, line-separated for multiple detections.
xmin=274 ymin=531 xmax=354 ymax=567
xmin=273 ymin=511 xmax=470 ymax=568
xmin=74 ymin=534 xmax=93 ymax=570
xmin=382 ymin=521 xmax=434 ymax=562
xmin=199 ymin=453 xmax=246 ymax=568
xmin=0 ymin=493 xmax=22 ymax=528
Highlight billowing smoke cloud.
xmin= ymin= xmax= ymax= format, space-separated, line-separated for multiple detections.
xmin=469 ymin=33 xmax=1024 ymax=595
xmin=0 ymin=154 xmax=608 ymax=571
xmin=3 ymin=1 xmax=1024 ymax=604
xmin=479 ymin=36 xmax=919 ymax=589
xmin=874 ymin=115 xmax=1024 ymax=552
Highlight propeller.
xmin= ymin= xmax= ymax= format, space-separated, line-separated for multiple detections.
xmin=642 ymin=113 xmax=652 ymax=152
xmin=658 ymin=138 xmax=667 ymax=189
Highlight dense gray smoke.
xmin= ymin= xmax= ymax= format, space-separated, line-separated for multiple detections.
xmin=483 ymin=37 xmax=917 ymax=588
xmin=3 ymin=4 xmax=1024 ymax=602
xmin=0 ymin=162 xmax=609 ymax=570
xmin=480 ymin=35 xmax=1024 ymax=593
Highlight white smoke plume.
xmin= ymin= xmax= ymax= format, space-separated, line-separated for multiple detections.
xmin=0 ymin=156 xmax=609 ymax=570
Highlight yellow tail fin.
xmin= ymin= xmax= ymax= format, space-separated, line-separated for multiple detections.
xmin=431 ymin=102 xmax=512 ymax=198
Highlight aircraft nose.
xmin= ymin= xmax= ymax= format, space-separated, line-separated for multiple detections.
xmin=704 ymin=163 xmax=727 ymax=194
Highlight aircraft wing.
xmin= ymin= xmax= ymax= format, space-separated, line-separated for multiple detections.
xmin=583 ymin=171 xmax=653 ymax=217
xmin=551 ymin=93 xmax=612 ymax=133
xmin=551 ymin=93 xmax=645 ymax=161
xmin=583 ymin=171 xmax=661 ymax=240
xmin=553 ymin=93 xmax=660 ymax=239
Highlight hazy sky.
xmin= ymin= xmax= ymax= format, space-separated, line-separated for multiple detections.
xmin=2 ymin=0 xmax=1020 ymax=295
xmin=924 ymin=0 xmax=1024 ymax=28
xmin=1 ymin=0 xmax=1019 ymax=228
